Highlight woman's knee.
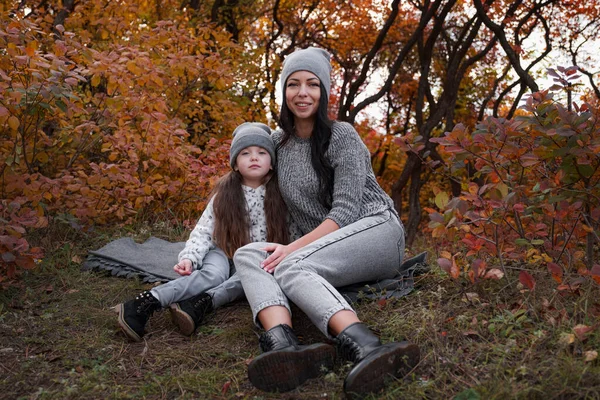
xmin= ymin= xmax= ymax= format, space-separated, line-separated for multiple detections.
xmin=272 ymin=257 xmax=301 ymax=283
xmin=233 ymin=242 xmax=268 ymax=271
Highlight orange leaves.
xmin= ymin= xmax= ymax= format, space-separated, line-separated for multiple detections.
xmin=7 ymin=115 xmax=19 ymax=131
xmin=547 ymin=262 xmax=563 ymax=284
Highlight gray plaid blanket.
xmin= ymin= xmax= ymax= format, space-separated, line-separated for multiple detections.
xmin=82 ymin=236 xmax=428 ymax=303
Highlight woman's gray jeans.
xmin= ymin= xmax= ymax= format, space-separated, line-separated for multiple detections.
xmin=234 ymin=210 xmax=405 ymax=337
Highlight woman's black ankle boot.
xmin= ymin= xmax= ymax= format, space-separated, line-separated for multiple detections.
xmin=336 ymin=322 xmax=419 ymax=399
xmin=247 ymin=324 xmax=336 ymax=393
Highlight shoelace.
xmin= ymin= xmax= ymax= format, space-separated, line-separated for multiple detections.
xmin=192 ymin=296 xmax=212 ymax=314
xmin=337 ymin=335 xmax=361 ymax=363
xmin=136 ymin=292 xmax=157 ymax=313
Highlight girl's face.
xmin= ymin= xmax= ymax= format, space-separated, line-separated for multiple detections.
xmin=235 ymin=146 xmax=272 ymax=188
xmin=285 ymin=70 xmax=321 ymax=122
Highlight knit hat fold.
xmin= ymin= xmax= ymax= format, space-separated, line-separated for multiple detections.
xmin=280 ymin=47 xmax=332 ymax=101
xmin=230 ymin=122 xmax=275 ymax=168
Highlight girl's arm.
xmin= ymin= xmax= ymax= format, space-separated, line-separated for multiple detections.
xmin=261 ymin=218 xmax=339 ymax=273
xmin=177 ymin=197 xmax=217 ymax=270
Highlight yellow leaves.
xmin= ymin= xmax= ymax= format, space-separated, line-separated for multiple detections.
xmin=8 ymin=116 xmax=19 ymax=131
xmin=126 ymin=60 xmax=143 ymax=76
xmin=495 ymin=182 xmax=509 ymax=199
xmin=150 ymin=73 xmax=163 ymax=88
xmin=6 ymin=42 xmax=17 ymax=56
xmin=581 ymin=224 xmax=594 ymax=233
xmin=91 ymin=74 xmax=102 ymax=87
xmin=526 ymin=249 xmax=553 ymax=266
xmin=435 ymin=191 xmax=449 ymax=209
xmin=214 ymin=77 xmax=227 ymax=90
xmin=35 ymin=152 xmax=49 ymax=163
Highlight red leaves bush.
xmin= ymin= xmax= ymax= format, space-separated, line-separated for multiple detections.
xmin=0 ymin=12 xmax=247 ymax=285
xmin=429 ymin=80 xmax=600 ymax=289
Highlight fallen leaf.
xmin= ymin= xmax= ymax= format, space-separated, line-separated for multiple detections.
xmin=484 ymin=268 xmax=504 ymax=280
xmin=519 ymin=271 xmax=536 ymax=290
xmin=465 ymin=292 xmax=479 ymax=301
xmin=437 ymin=258 xmax=452 ymax=275
xmin=221 ymin=381 xmax=231 ymax=395
xmin=559 ymin=332 xmax=575 ymax=345
xmin=584 ymin=350 xmax=598 ymax=362
xmin=573 ymin=324 xmax=595 ymax=341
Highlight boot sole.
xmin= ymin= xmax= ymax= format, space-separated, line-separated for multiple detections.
xmin=248 ymin=343 xmax=336 ymax=392
xmin=344 ymin=341 xmax=420 ymax=399
xmin=116 ymin=303 xmax=143 ymax=342
xmin=169 ymin=304 xmax=195 ymax=336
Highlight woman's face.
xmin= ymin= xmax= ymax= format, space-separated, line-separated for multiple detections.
xmin=285 ymin=70 xmax=321 ymax=122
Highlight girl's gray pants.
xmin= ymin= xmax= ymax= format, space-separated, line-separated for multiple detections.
xmin=151 ymin=247 xmax=244 ymax=309
xmin=233 ymin=210 xmax=405 ymax=337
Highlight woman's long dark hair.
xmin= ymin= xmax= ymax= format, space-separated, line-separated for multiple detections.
xmin=278 ymin=83 xmax=334 ymax=208
xmin=212 ymin=169 xmax=290 ymax=258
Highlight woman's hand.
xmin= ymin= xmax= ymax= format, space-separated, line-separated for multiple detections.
xmin=261 ymin=244 xmax=293 ymax=274
xmin=260 ymin=219 xmax=341 ymax=274
xmin=174 ymin=259 xmax=193 ymax=276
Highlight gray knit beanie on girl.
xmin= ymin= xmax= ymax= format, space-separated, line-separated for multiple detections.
xmin=229 ymin=122 xmax=275 ymax=168
xmin=280 ymin=47 xmax=332 ymax=101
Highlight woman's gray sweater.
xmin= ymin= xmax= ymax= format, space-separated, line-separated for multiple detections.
xmin=273 ymin=121 xmax=398 ymax=235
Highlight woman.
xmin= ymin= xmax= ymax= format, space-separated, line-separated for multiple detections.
xmin=234 ymin=47 xmax=419 ymax=398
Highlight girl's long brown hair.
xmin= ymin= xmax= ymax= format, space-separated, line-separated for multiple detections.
xmin=212 ymin=170 xmax=290 ymax=258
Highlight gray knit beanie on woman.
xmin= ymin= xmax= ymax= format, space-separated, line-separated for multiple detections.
xmin=280 ymin=47 xmax=332 ymax=101
xmin=229 ymin=122 xmax=275 ymax=168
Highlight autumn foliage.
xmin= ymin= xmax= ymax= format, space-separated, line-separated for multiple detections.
xmin=0 ymin=7 xmax=252 ymax=285
xmin=1 ymin=0 xmax=599 ymax=291
xmin=428 ymin=71 xmax=600 ymax=289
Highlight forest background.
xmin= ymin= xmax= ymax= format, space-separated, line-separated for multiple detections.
xmin=1 ymin=0 xmax=600 ymax=399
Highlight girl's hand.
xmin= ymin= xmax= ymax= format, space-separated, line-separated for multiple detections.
xmin=174 ymin=259 xmax=193 ymax=276
xmin=260 ymin=244 xmax=292 ymax=274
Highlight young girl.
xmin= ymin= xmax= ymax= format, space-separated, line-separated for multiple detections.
xmin=234 ymin=48 xmax=420 ymax=397
xmin=117 ymin=122 xmax=294 ymax=342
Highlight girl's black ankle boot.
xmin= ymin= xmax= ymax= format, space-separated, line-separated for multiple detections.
xmin=117 ymin=291 xmax=161 ymax=342
xmin=247 ymin=324 xmax=335 ymax=393
xmin=336 ymin=322 xmax=420 ymax=399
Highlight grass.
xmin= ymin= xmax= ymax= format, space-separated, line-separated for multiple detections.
xmin=1 ymin=221 xmax=600 ymax=399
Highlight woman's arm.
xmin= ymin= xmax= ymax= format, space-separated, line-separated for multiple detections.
xmin=260 ymin=218 xmax=339 ymax=273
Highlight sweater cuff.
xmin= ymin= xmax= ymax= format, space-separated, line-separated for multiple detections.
xmin=326 ymin=210 xmax=353 ymax=229
xmin=178 ymin=253 xmax=199 ymax=270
